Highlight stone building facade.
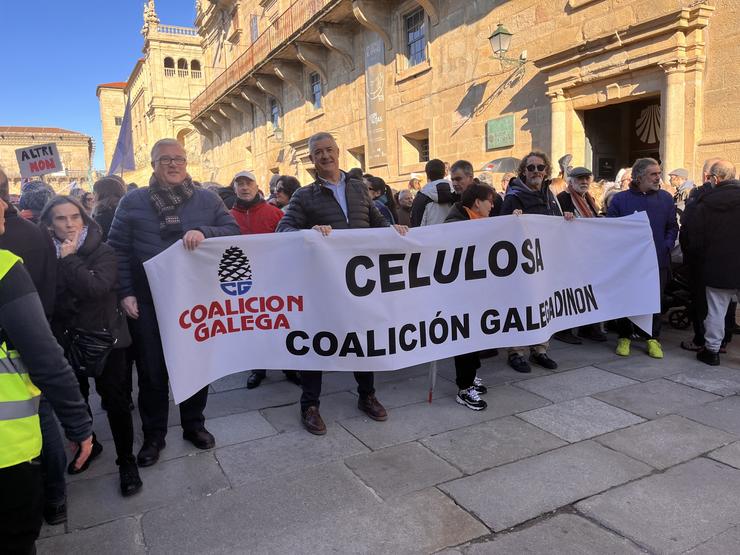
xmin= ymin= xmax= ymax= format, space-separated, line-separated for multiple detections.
xmin=0 ymin=126 xmax=94 ymax=195
xmin=97 ymin=0 xmax=206 ymax=185
xmin=189 ymin=0 xmax=738 ymax=190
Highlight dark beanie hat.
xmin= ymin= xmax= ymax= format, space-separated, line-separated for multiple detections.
xmin=19 ymin=181 xmax=54 ymax=212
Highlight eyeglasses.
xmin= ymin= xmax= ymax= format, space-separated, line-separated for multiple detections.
xmin=451 ymin=176 xmax=464 ymax=182
xmin=526 ymin=164 xmax=546 ymax=172
xmin=156 ymin=156 xmax=187 ymax=166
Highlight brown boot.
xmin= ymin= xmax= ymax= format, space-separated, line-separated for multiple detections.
xmin=358 ymin=395 xmax=388 ymax=421
xmin=301 ymin=406 xmax=327 ymax=435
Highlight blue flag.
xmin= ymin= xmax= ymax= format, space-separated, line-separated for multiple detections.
xmin=108 ymin=99 xmax=135 ymax=175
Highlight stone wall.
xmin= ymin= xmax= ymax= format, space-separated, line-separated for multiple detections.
xmin=192 ymin=0 xmax=737 ymax=189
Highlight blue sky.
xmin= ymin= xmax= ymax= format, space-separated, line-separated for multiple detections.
xmin=0 ymin=1 xmax=196 ymax=170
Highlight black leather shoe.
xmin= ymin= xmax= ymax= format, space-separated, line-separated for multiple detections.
xmin=530 ymin=353 xmax=558 ymax=370
xmin=508 ymin=354 xmax=531 ymax=373
xmin=119 ymin=458 xmax=143 ymax=497
xmin=67 ymin=436 xmax=103 ymax=475
xmin=183 ymin=428 xmax=215 ymax=450
xmin=246 ymin=371 xmax=265 ymax=389
xmin=283 ymin=370 xmax=301 ymax=386
xmin=136 ymin=439 xmax=165 ymax=467
xmin=43 ymin=502 xmax=67 ymax=525
xmin=697 ymin=349 xmax=720 ymax=366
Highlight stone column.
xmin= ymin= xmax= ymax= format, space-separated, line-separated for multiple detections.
xmin=660 ymin=60 xmax=686 ymax=174
xmin=548 ymin=89 xmax=567 ymax=165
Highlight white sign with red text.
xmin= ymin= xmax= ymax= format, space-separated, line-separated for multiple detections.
xmin=144 ymin=213 xmax=659 ymax=403
xmin=15 ymin=142 xmax=63 ymax=178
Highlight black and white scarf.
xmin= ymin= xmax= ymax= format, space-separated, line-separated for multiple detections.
xmin=148 ymin=174 xmax=196 ymax=238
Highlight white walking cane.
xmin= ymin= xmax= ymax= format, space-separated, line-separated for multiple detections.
xmin=427 ymin=360 xmax=437 ymax=403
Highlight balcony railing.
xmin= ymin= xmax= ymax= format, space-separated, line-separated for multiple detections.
xmin=157 ymin=25 xmax=198 ymax=36
xmin=178 ymin=69 xmax=189 ymax=77
xmin=191 ymin=0 xmax=337 ymax=118
xmin=192 ymin=70 xmax=203 ymax=79
xmin=165 ymin=68 xmax=176 ymax=77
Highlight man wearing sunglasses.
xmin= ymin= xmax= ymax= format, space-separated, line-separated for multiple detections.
xmin=108 ymin=139 xmax=240 ymax=466
xmin=500 ymin=151 xmax=574 ymax=373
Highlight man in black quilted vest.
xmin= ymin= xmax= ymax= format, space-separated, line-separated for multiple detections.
xmin=278 ymin=132 xmax=408 ymax=435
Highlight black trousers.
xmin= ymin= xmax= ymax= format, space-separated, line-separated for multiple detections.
xmin=133 ymin=302 xmax=208 ymax=442
xmin=38 ymin=397 xmax=66 ymax=505
xmin=0 ymin=459 xmax=43 ymax=555
xmin=75 ymin=349 xmax=134 ymax=464
xmin=300 ymin=371 xmax=374 ymax=411
xmin=454 ymin=352 xmax=481 ymax=390
xmin=617 ymin=266 xmax=668 ymax=339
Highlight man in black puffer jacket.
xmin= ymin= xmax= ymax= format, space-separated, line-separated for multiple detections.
xmin=278 ymin=132 xmax=408 ymax=435
xmin=499 ymin=151 xmax=574 ymax=374
xmin=683 ymin=160 xmax=740 ymax=366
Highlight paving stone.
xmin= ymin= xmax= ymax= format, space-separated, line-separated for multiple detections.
xmin=518 ymin=397 xmax=644 ymax=443
xmin=707 ymin=441 xmax=740 ymax=469
xmin=38 ymin=521 xmax=66 ymax=540
xmin=685 ymin=525 xmax=740 ymax=554
xmin=545 ymin=344 xmax=621 ymax=372
xmin=577 ymin=458 xmax=740 ymax=553
xmin=203 ymin=380 xmax=301 ymax=419
xmin=667 ymin=366 xmax=740 ymax=396
xmin=344 ymin=442 xmax=461 ymax=498
xmin=440 ymin=441 xmax=651 ymax=531
xmin=461 ymin=513 xmax=644 ymax=554
xmin=340 ymin=385 xmax=550 ymax=449
xmin=595 ymin=379 xmax=720 ymax=419
xmin=514 ymin=366 xmax=637 ymax=402
xmin=37 ymin=517 xmax=146 ymax=554
xmin=261 ymin=391 xmax=360 ymax=432
xmin=375 ymin=372 xmax=458 ymax=408
xmin=681 ymin=396 xmax=740 ymax=435
xmin=66 ymin=453 xmax=229 ymax=528
xmin=142 ymin=463 xmax=488 ymax=554
xmin=209 ymin=370 xmax=250 ymax=392
xmin=437 ymin=356 xmax=553 ymax=386
xmin=595 ymin=349 xmax=706 ymax=381
xmin=596 ymin=415 xmax=735 ymax=469
xmin=215 ymin=424 xmax=369 ymax=487
xmin=421 ymin=416 xmax=567 ymax=474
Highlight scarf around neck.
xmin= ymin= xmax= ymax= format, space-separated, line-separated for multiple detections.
xmin=148 ymin=174 xmax=196 ymax=238
xmin=567 ymin=188 xmax=597 ymax=218
xmin=53 ymin=225 xmax=89 ymax=258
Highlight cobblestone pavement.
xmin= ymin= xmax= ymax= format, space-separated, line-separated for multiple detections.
xmin=37 ymin=327 xmax=740 ymax=554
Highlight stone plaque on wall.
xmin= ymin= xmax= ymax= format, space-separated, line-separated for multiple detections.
xmin=364 ymin=33 xmax=387 ymax=168
xmin=485 ymin=115 xmax=515 ymax=151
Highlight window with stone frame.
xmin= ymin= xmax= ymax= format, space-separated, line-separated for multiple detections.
xmin=269 ymin=97 xmax=280 ymax=129
xmin=114 ymin=116 xmax=123 ymax=126
xmin=309 ymin=72 xmax=322 ymax=109
xmin=404 ymin=8 xmax=427 ymax=68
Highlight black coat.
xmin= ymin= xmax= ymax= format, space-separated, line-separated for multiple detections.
xmin=500 ymin=178 xmax=563 ymax=216
xmin=92 ymin=200 xmax=119 ymax=242
xmin=0 ymin=205 xmax=56 ymax=317
xmin=444 ymin=202 xmax=471 ymax=223
xmin=277 ymin=173 xmax=388 ymax=230
xmin=51 ymin=223 xmax=124 ymax=344
xmin=556 ymin=190 xmax=599 ymax=217
xmin=682 ymin=180 xmax=740 ymax=289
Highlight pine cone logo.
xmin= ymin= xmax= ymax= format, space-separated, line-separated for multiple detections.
xmin=218 ymin=246 xmax=253 ymax=296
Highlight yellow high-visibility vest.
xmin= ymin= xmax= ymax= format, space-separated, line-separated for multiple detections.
xmin=0 ymin=250 xmax=42 ymax=469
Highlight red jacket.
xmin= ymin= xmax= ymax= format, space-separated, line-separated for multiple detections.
xmin=231 ymin=200 xmax=284 ymax=235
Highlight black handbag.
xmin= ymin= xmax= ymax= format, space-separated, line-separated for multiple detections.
xmin=67 ymin=328 xmax=116 ymax=378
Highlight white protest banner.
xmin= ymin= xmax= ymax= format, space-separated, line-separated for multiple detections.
xmin=15 ymin=143 xmax=63 ymax=178
xmin=144 ymin=213 xmax=659 ymax=403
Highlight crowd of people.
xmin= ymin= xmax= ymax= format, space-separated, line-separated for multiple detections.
xmin=1 ymin=130 xmax=738 ymax=553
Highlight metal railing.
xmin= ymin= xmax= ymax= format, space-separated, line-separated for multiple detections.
xmin=191 ymin=0 xmax=336 ymax=118
xmin=178 ymin=69 xmax=189 ymax=78
xmin=192 ymin=70 xmax=203 ymax=79
xmin=165 ymin=68 xmax=176 ymax=77
xmin=157 ymin=25 xmax=198 ymax=36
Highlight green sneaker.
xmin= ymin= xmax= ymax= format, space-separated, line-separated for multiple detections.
xmin=646 ymin=339 xmax=664 ymax=359
xmin=616 ymin=338 xmax=631 ymax=357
